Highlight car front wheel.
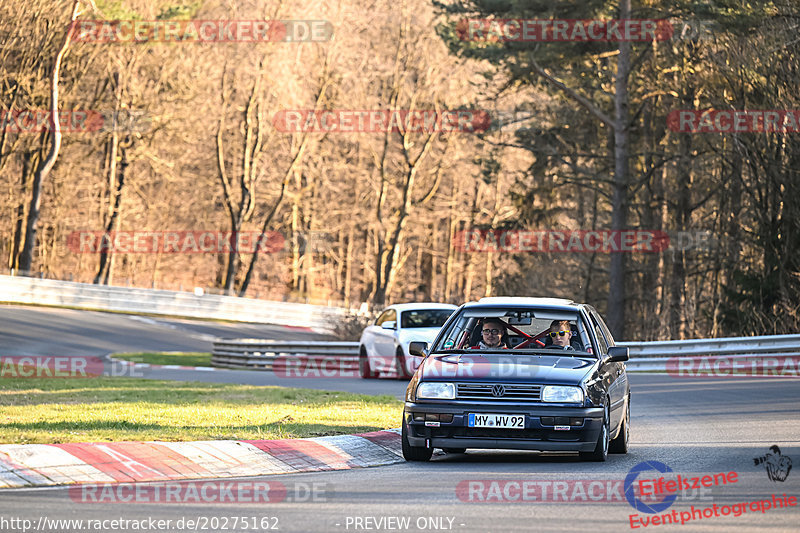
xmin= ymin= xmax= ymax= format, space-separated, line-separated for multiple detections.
xmin=580 ymin=402 xmax=609 ymax=462
xmin=609 ymin=395 xmax=630 ymax=454
xmin=358 ymin=347 xmax=377 ymax=379
xmin=401 ymin=416 xmax=432 ymax=462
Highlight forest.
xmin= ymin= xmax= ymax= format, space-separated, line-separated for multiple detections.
xmin=2 ymin=0 xmax=798 ymax=340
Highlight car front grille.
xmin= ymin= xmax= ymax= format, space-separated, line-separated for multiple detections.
xmin=463 ymin=428 xmax=543 ymax=439
xmin=456 ymin=383 xmax=542 ymax=401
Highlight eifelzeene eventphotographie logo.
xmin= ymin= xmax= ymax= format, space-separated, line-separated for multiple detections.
xmin=754 ymin=446 xmax=793 ymax=482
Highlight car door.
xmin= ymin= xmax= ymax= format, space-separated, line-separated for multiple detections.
xmin=590 ymin=308 xmax=626 ymax=392
xmin=372 ymin=308 xmax=398 ymax=370
xmin=587 ymin=308 xmax=627 ymax=431
xmin=598 ymin=309 xmax=629 ymax=428
xmin=363 ymin=310 xmax=388 ymax=357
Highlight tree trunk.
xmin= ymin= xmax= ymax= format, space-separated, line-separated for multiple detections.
xmin=606 ymin=0 xmax=632 ymax=338
xmin=344 ymin=226 xmax=354 ymax=306
xmin=582 ymin=188 xmax=600 ymax=304
xmin=444 ymin=212 xmax=457 ymax=302
xmin=236 ymin=177 xmax=287 ymax=297
xmin=95 ymin=74 xmax=124 ymax=285
xmin=238 ymin=130 xmax=310 ymax=297
xmin=669 ymin=141 xmax=692 ymax=340
xmin=668 ymin=68 xmax=697 ymax=339
xmin=9 ymin=151 xmax=34 ymax=270
xmin=95 ymin=144 xmax=127 ymax=285
xmin=18 ymin=0 xmax=80 ymax=272
xmin=461 ymin=180 xmax=480 ymax=301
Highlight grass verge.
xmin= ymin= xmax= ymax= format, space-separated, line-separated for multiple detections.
xmin=113 ymin=352 xmax=212 ymax=367
xmin=0 ymin=377 xmax=402 ymax=444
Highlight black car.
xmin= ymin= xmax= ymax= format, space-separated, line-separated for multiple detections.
xmin=401 ymin=297 xmax=630 ymax=462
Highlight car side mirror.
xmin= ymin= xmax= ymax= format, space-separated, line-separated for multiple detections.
xmin=607 ymin=346 xmax=629 ymax=362
xmin=408 ymin=341 xmax=428 ymax=357
xmin=381 ymin=320 xmax=396 ymax=330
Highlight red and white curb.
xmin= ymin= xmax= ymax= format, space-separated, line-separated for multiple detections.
xmin=113 ymin=361 xmax=220 ymax=371
xmin=109 ymin=355 xmax=221 ymax=372
xmin=0 ymin=430 xmax=401 ymax=489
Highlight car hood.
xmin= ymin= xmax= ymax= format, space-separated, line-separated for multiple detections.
xmin=418 ymin=352 xmax=597 ymax=385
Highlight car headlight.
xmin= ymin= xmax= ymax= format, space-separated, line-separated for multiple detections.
xmin=542 ymin=385 xmax=583 ymax=403
xmin=416 ymin=382 xmax=455 ymax=400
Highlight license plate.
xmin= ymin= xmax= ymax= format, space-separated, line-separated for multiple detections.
xmin=468 ymin=413 xmax=525 ymax=429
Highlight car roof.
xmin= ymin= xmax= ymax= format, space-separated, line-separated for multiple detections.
xmin=385 ymin=302 xmax=459 ymax=312
xmin=469 ymin=296 xmax=582 ymax=312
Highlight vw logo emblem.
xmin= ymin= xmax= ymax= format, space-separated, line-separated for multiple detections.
xmin=491 ymin=384 xmax=505 ymax=397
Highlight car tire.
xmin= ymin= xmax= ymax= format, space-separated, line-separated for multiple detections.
xmin=402 ymin=416 xmax=432 ymax=462
xmin=358 ymin=347 xmax=377 ymax=379
xmin=442 ymin=448 xmax=466 ymax=454
xmin=395 ymin=346 xmax=412 ymax=380
xmin=580 ymin=402 xmax=609 ymax=462
xmin=609 ymin=395 xmax=630 ymax=454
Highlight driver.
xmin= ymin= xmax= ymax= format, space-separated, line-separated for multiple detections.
xmin=471 ymin=318 xmax=508 ymax=349
xmin=546 ymin=319 xmax=575 ymax=350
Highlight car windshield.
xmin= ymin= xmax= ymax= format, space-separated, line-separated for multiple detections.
xmin=431 ymin=306 xmax=594 ymax=355
xmin=401 ymin=309 xmax=454 ymax=329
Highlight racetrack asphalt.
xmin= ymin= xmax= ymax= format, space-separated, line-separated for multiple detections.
xmin=0 ymin=304 xmax=407 ymax=397
xmin=1 ymin=305 xmax=798 ymax=532
xmin=0 ymin=304 xmax=328 ymax=354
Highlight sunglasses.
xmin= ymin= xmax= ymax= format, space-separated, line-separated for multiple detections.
xmin=482 ymin=328 xmax=502 ymax=335
xmin=549 ymin=330 xmax=570 ymax=337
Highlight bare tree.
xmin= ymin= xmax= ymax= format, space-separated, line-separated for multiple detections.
xmin=18 ymin=0 xmax=81 ymax=272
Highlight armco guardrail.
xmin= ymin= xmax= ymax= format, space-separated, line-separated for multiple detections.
xmin=213 ymin=335 xmax=800 ymax=373
xmin=619 ymin=334 xmax=800 ymax=371
xmin=618 ymin=334 xmax=800 ymax=357
xmin=0 ymin=274 xmax=345 ymax=332
xmin=212 ymin=340 xmax=359 ymax=371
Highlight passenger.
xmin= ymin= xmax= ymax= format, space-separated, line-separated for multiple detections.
xmin=472 ymin=318 xmax=508 ymax=349
xmin=546 ymin=319 xmax=575 ymax=350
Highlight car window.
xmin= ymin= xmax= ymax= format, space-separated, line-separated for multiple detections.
xmin=588 ymin=312 xmax=609 ymax=354
xmin=597 ymin=313 xmax=616 ymax=346
xmin=432 ymin=307 xmax=592 ymax=353
xmin=586 ymin=307 xmax=616 ymax=346
xmin=400 ymin=309 xmax=453 ymax=329
xmin=375 ymin=309 xmax=396 ymax=326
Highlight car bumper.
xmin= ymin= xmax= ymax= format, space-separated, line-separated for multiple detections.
xmin=403 ymin=401 xmax=604 ymax=452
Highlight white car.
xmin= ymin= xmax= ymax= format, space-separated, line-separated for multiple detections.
xmin=358 ymin=303 xmax=457 ymax=379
